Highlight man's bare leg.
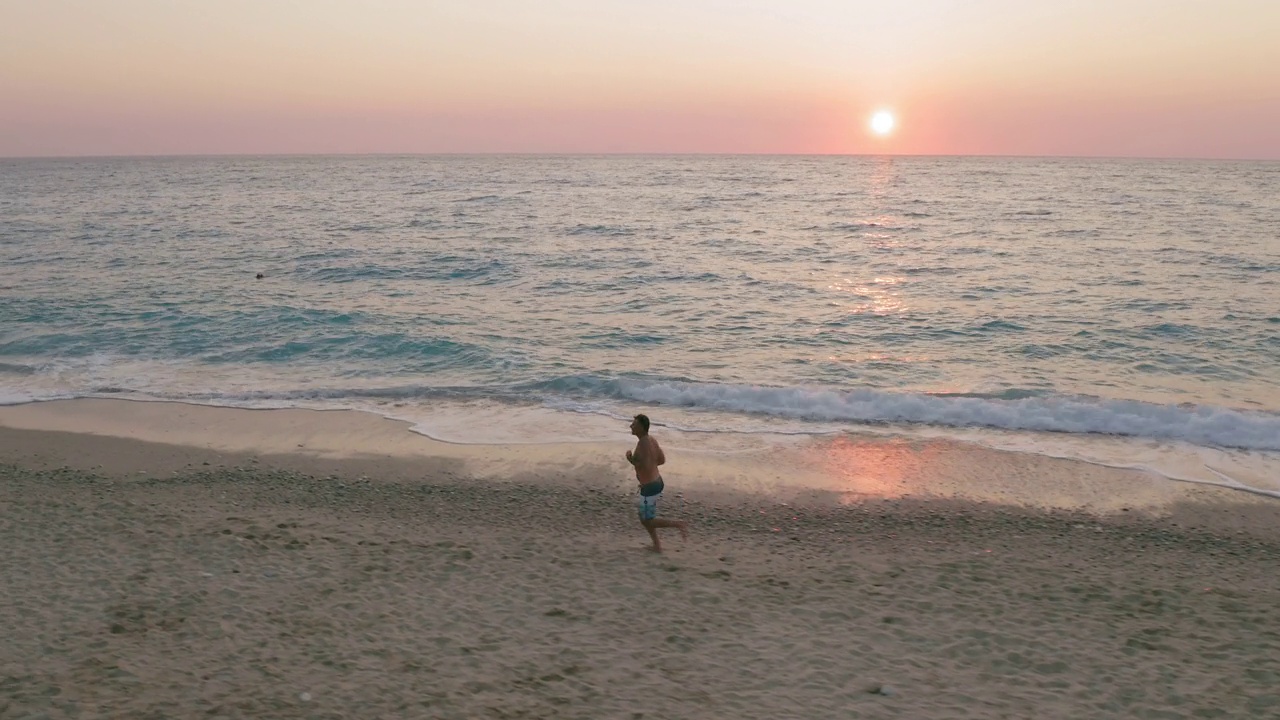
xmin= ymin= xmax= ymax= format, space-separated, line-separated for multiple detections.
xmin=643 ymin=522 xmax=662 ymax=552
xmin=654 ymin=519 xmax=689 ymax=541
xmin=643 ymin=519 xmax=689 ymax=551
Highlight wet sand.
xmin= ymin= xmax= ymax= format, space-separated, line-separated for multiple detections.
xmin=3 ymin=400 xmax=1279 ymax=719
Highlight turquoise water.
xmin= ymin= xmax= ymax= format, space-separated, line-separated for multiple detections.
xmin=2 ymin=155 xmax=1278 ymax=493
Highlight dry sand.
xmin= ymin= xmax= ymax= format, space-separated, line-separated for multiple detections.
xmin=3 ymin=400 xmax=1280 ymax=719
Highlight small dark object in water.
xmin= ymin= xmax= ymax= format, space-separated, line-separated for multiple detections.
xmin=255 ymin=273 xmax=264 ymax=279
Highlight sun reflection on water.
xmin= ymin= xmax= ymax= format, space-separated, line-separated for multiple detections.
xmin=827 ymin=275 xmax=908 ymax=315
xmin=815 ymin=435 xmax=945 ymax=503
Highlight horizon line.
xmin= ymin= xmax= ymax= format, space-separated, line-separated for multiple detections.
xmin=3 ymin=150 xmax=1279 ymax=163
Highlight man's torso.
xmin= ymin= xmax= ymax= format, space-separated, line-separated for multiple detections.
xmin=632 ymin=435 xmax=662 ymax=484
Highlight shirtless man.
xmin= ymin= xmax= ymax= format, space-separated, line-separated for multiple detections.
xmin=626 ymin=413 xmax=688 ymax=552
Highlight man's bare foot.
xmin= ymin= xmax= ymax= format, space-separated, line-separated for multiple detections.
xmin=648 ymin=544 xmax=662 ymax=553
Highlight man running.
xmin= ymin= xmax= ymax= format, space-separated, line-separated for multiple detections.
xmin=626 ymin=413 xmax=688 ymax=552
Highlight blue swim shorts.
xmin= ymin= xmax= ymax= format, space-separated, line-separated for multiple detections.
xmin=637 ymin=477 xmax=664 ymax=521
xmin=638 ymin=492 xmax=661 ymax=521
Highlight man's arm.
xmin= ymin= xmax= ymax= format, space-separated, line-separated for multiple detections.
xmin=652 ymin=438 xmax=666 ymax=466
xmin=627 ymin=440 xmax=645 ymax=465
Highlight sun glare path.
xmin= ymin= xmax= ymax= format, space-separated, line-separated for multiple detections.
xmin=870 ymin=111 xmax=896 ymax=136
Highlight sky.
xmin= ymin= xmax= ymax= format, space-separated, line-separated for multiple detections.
xmin=2 ymin=0 xmax=1278 ymax=158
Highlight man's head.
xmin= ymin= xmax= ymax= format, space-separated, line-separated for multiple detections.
xmin=630 ymin=413 xmax=650 ymax=437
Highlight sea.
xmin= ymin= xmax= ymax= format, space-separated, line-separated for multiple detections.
xmin=1 ymin=155 xmax=1278 ymax=497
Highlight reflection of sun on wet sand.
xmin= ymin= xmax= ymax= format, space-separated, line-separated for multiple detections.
xmin=3 ymin=399 xmax=1280 ymax=719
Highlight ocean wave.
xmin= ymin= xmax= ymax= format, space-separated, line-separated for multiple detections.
xmin=0 ymin=361 xmax=38 ymax=376
xmin=566 ymin=224 xmax=638 ymax=236
xmin=0 ymin=389 xmax=72 ymax=406
xmin=161 ymin=376 xmax=1267 ymax=451
xmin=7 ymin=374 xmax=1280 ymax=452
xmin=302 ymin=260 xmax=507 ymax=283
xmin=825 ymin=221 xmax=908 ymax=233
xmin=529 ymin=376 xmax=1280 ymax=451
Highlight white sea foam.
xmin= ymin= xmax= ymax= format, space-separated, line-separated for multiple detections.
xmin=5 ymin=372 xmax=1278 ymax=452
xmin=0 ymin=389 xmax=49 ymax=406
xmin=4 ymin=376 xmax=1279 ymax=497
xmin=603 ymin=379 xmax=1280 ymax=452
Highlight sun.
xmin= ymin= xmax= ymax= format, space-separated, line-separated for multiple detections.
xmin=870 ymin=110 xmax=896 ymax=136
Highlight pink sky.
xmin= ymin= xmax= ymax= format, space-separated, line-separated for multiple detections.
xmin=2 ymin=1 xmax=1278 ymax=158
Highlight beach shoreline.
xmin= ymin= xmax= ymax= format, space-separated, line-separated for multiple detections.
xmin=3 ymin=397 xmax=1269 ymax=513
xmin=3 ymin=400 xmax=1280 ymax=718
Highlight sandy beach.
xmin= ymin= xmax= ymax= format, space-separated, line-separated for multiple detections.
xmin=3 ymin=400 xmax=1280 ymax=719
